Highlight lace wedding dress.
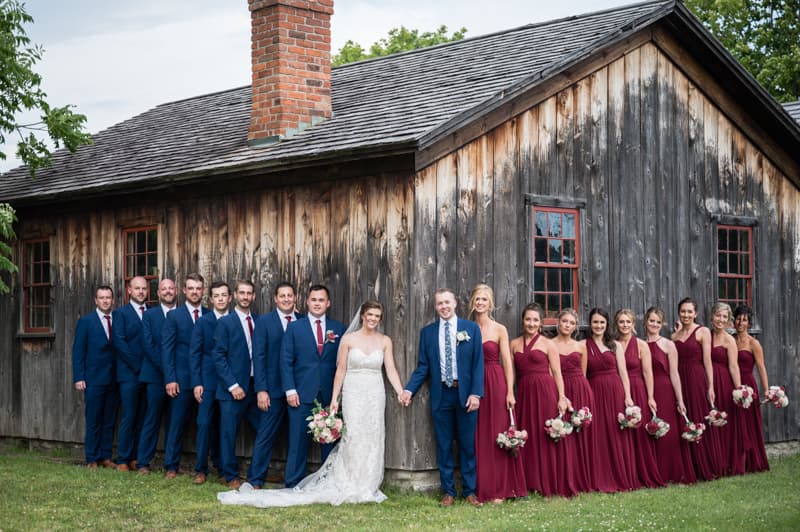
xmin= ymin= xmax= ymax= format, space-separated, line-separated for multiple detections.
xmin=218 ymin=348 xmax=388 ymax=507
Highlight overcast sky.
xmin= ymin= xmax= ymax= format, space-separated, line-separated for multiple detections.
xmin=1 ymin=0 xmax=633 ymax=173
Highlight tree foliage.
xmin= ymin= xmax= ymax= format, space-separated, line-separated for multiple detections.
xmin=685 ymin=0 xmax=800 ymax=102
xmin=332 ymin=25 xmax=468 ymax=66
xmin=0 ymin=203 xmax=16 ymax=293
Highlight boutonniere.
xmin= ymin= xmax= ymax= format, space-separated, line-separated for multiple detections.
xmin=325 ymin=330 xmax=339 ymax=344
xmin=456 ymin=330 xmax=471 ymax=344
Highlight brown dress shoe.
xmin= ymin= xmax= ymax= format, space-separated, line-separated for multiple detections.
xmin=193 ymin=472 xmax=207 ymax=484
xmin=99 ymin=459 xmax=116 ymax=469
xmin=218 ymin=476 xmax=228 ymax=485
xmin=465 ymin=494 xmax=483 ymax=507
xmin=227 ymin=478 xmax=242 ymax=490
xmin=165 ymin=470 xmax=178 ymax=480
xmin=440 ymin=494 xmax=455 ymax=507
xmin=137 ymin=467 xmax=151 ymax=475
xmin=86 ymin=462 xmax=99 ymax=469
xmin=116 ymin=463 xmax=130 ymax=472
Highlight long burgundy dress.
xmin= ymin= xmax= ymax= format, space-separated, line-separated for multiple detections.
xmin=559 ymin=351 xmax=595 ymax=494
xmin=624 ymin=339 xmax=666 ymax=488
xmin=675 ymin=326 xmax=721 ymax=480
xmin=737 ymin=349 xmax=769 ymax=472
xmin=585 ymin=337 xmax=638 ymax=492
xmin=475 ymin=341 xmax=527 ymax=501
xmin=710 ymin=340 xmax=743 ymax=476
xmin=648 ymin=340 xmax=696 ymax=484
xmin=514 ymin=334 xmax=561 ymax=496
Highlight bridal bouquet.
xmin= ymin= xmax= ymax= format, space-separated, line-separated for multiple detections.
xmin=733 ymin=385 xmax=755 ymax=409
xmin=496 ymin=408 xmax=528 ymax=457
xmin=765 ymin=386 xmax=789 ymax=408
xmin=306 ymin=400 xmax=346 ymax=444
xmin=644 ymin=412 xmax=670 ymax=439
xmin=617 ymin=405 xmax=642 ymax=429
xmin=544 ymin=413 xmax=573 ymax=443
xmin=680 ymin=414 xmax=706 ymax=443
xmin=568 ymin=406 xmax=593 ymax=432
xmin=705 ymin=406 xmax=728 ymax=427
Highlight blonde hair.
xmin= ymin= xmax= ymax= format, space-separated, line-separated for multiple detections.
xmin=467 ymin=284 xmax=495 ymax=321
xmin=614 ymin=308 xmax=637 ymax=336
xmin=711 ymin=302 xmax=732 ymax=325
xmin=556 ymin=308 xmax=579 ymax=339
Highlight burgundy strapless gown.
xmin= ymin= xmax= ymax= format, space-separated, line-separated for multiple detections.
xmin=475 ymin=341 xmax=527 ymax=501
xmin=514 ymin=335 xmax=562 ymax=496
xmin=586 ymin=338 xmax=638 ymax=492
xmin=648 ymin=341 xmax=696 ymax=484
xmin=711 ymin=341 xmax=743 ymax=476
xmin=624 ymin=339 xmax=666 ymax=488
xmin=559 ymin=351 xmax=596 ymax=494
xmin=675 ymin=327 xmax=721 ymax=480
xmin=737 ymin=350 xmax=769 ymax=472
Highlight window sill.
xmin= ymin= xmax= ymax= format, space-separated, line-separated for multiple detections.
xmin=16 ymin=332 xmax=56 ymax=340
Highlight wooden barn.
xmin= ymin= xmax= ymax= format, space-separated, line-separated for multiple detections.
xmin=1 ymin=0 xmax=798 ymax=483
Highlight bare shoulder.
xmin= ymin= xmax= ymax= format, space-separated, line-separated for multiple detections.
xmin=382 ymin=333 xmax=393 ymax=349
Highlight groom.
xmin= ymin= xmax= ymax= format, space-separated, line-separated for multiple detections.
xmin=401 ymin=288 xmax=484 ymax=507
xmin=280 ymin=284 xmax=344 ymax=488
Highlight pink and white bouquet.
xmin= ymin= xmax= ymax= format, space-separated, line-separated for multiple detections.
xmin=497 ymin=408 xmax=528 ymax=457
xmin=568 ymin=406 xmax=593 ymax=432
xmin=732 ymin=385 xmax=755 ymax=409
xmin=765 ymin=386 xmax=789 ymax=408
xmin=306 ymin=400 xmax=345 ymax=444
xmin=680 ymin=414 xmax=706 ymax=443
xmin=617 ymin=405 xmax=642 ymax=429
xmin=544 ymin=413 xmax=573 ymax=443
xmin=705 ymin=406 xmax=728 ymax=427
xmin=644 ymin=411 xmax=670 ymax=439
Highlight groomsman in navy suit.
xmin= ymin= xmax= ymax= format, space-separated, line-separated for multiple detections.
xmin=136 ymin=278 xmax=177 ymax=473
xmin=112 ymin=276 xmax=150 ymax=470
xmin=72 ymin=285 xmax=119 ymax=468
xmin=401 ymin=288 xmax=484 ymax=507
xmin=189 ymin=280 xmax=231 ymax=484
xmin=249 ymin=281 xmax=301 ymax=487
xmin=162 ymin=273 xmax=209 ymax=478
xmin=280 ymin=284 xmax=345 ymax=488
xmin=212 ymin=280 xmax=260 ymax=489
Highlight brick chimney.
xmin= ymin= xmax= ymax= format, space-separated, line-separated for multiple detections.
xmin=248 ymin=0 xmax=333 ymax=146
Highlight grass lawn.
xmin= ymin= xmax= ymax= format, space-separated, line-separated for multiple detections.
xmin=0 ymin=442 xmax=798 ymax=531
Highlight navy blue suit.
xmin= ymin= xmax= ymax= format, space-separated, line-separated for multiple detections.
xmin=189 ymin=311 xmax=223 ymax=475
xmin=280 ymin=315 xmax=345 ymax=487
xmin=212 ymin=310 xmax=261 ymax=482
xmin=72 ymin=311 xmax=118 ymax=464
xmin=162 ymin=305 xmax=209 ymax=471
xmin=405 ymin=318 xmax=484 ymax=497
xmin=248 ymin=310 xmax=301 ymax=486
xmin=112 ymin=302 xmax=148 ymax=464
xmin=136 ymin=305 xmax=171 ymax=468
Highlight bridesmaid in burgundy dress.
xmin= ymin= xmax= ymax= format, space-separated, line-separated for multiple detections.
xmin=672 ymin=297 xmax=721 ymax=480
xmin=512 ymin=303 xmax=569 ymax=497
xmin=733 ymin=305 xmax=770 ymax=472
xmin=710 ymin=302 xmax=744 ymax=476
xmin=552 ymin=308 xmax=595 ymax=494
xmin=615 ymin=309 xmax=665 ymax=488
xmin=644 ymin=307 xmax=696 ymax=484
xmin=470 ymin=285 xmax=527 ymax=502
xmin=584 ymin=308 xmax=639 ymax=492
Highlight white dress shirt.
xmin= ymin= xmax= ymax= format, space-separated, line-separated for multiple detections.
xmin=96 ymin=308 xmax=112 ymax=340
xmin=228 ymin=307 xmax=254 ymax=392
xmin=186 ymin=301 xmax=202 ymax=323
xmin=285 ymin=313 xmax=325 ymax=399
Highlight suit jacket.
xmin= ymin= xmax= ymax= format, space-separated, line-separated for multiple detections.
xmin=280 ymin=315 xmax=345 ymax=404
xmin=405 ymin=318 xmax=484 ymax=410
xmin=112 ymin=303 xmax=147 ymax=383
xmin=212 ymin=311 xmax=258 ymax=401
xmin=140 ymin=306 xmax=169 ymax=384
xmin=72 ymin=311 xmax=114 ymax=386
xmin=189 ymin=311 xmax=222 ymax=391
xmin=253 ymin=310 xmax=302 ymax=398
xmin=162 ymin=305 xmax=210 ymax=387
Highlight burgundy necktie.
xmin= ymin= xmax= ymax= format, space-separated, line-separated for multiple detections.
xmin=139 ymin=305 xmax=145 ymax=319
xmin=246 ymin=315 xmax=253 ymax=339
xmin=104 ymin=315 xmax=112 ymax=342
xmin=316 ymin=319 xmax=323 ymax=355
xmin=286 ymin=315 xmax=292 ymax=323
xmin=193 ymin=308 xmax=199 ymax=323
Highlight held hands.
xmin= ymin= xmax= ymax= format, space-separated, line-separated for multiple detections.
xmin=257 ymin=391 xmax=271 ymax=412
xmin=166 ymin=382 xmax=180 ymax=398
xmin=193 ymin=385 xmax=204 ymax=403
xmin=231 ymin=385 xmax=245 ymax=401
xmin=465 ymin=395 xmax=480 ymax=413
xmin=398 ymin=390 xmax=412 ymax=407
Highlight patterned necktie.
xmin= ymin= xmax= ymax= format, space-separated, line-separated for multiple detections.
xmin=316 ymin=319 xmax=324 ymax=355
xmin=193 ymin=308 xmax=199 ymax=323
xmin=104 ymin=315 xmax=112 ymax=342
xmin=444 ymin=321 xmax=454 ymax=387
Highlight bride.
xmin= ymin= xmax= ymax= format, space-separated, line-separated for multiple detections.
xmin=218 ymin=300 xmax=405 ymax=507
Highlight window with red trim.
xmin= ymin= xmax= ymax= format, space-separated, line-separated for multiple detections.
xmin=22 ymin=239 xmax=53 ymax=332
xmin=717 ymin=225 xmax=753 ymax=308
xmin=122 ymin=226 xmax=159 ymax=306
xmin=532 ymin=207 xmax=580 ymax=322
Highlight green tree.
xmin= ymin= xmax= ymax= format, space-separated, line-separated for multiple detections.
xmin=0 ymin=203 xmax=15 ymax=293
xmin=332 ymin=25 xmax=468 ymax=66
xmin=685 ymin=0 xmax=800 ymax=103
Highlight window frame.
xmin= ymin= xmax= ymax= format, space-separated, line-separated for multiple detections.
xmin=121 ymin=225 xmax=160 ymax=306
xmin=21 ymin=237 xmax=54 ymax=333
xmin=716 ymin=224 xmax=754 ymax=308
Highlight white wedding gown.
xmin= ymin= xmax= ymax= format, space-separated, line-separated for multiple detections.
xmin=218 ymin=348 xmax=388 ymax=507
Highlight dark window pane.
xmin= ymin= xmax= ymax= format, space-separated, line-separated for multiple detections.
xmin=126 ymin=233 xmax=135 ymax=254
xmin=148 ymin=254 xmax=158 ymax=275
xmin=740 ymin=230 xmax=749 ymax=252
xmin=126 ymin=256 xmax=134 ymax=277
xmin=41 ymin=263 xmax=50 ymax=283
xmin=137 ymin=231 xmax=146 ymax=251
xmin=562 ymin=294 xmax=573 ymax=309
xmin=719 ymin=253 xmax=728 ymax=274
xmin=137 ymin=255 xmax=146 ymax=275
xmin=718 ymin=228 xmax=728 ymax=250
xmin=535 ymin=238 xmax=547 ymax=262
xmin=563 ymin=240 xmax=575 ymax=264
xmin=534 ymin=269 xmax=545 ymax=291
xmin=561 ymin=268 xmax=573 ymax=291
xmin=534 ymin=293 xmax=546 ymax=307
xmin=549 ymin=213 xmax=561 ymax=237
xmin=718 ymin=279 xmax=727 ymax=299
xmin=548 ymin=294 xmax=559 ymax=314
xmin=729 ymin=253 xmax=739 ymax=274
xmin=563 ymin=214 xmax=575 ymax=238
xmin=740 ymin=254 xmax=749 ymax=275
xmin=729 ymin=230 xmax=739 ymax=251
xmin=550 ymin=239 xmax=562 ymax=263
xmin=547 ymin=268 xmax=560 ymax=291
xmin=147 ymin=229 xmax=157 ymax=251
xmin=535 ymin=211 xmax=547 ymax=237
